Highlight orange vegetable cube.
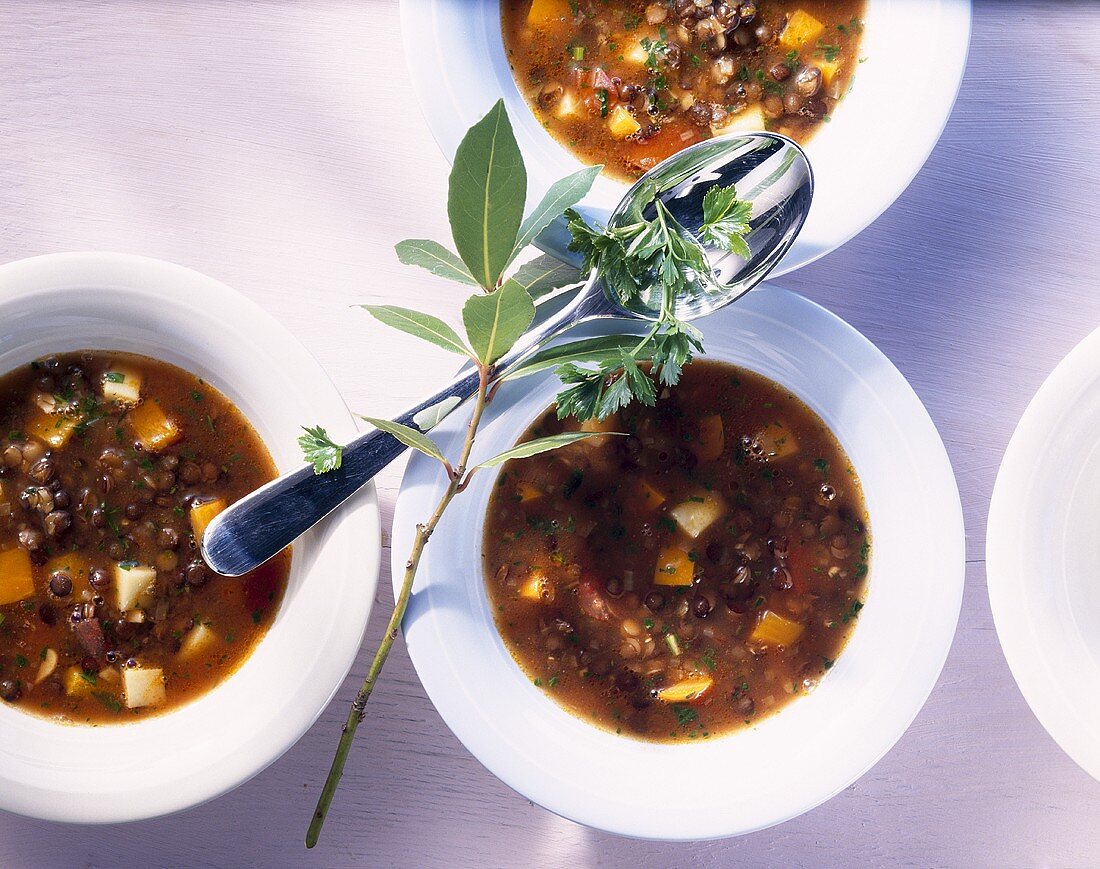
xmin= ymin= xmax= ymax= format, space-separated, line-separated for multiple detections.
xmin=25 ymin=411 xmax=79 ymax=448
xmin=657 ymin=674 xmax=714 ymax=703
xmin=653 ymin=546 xmax=694 ymax=586
xmin=519 ymin=569 xmax=555 ymax=604
xmin=517 ymin=482 xmax=544 ymax=503
xmin=751 ymin=610 xmax=805 ymax=647
xmin=190 ymin=497 xmax=227 ymax=542
xmin=779 ymin=9 xmax=825 ymax=49
xmin=128 ymin=401 xmax=180 ymax=451
xmin=607 ymin=104 xmax=641 ymax=139
xmin=638 ymin=481 xmax=666 ymax=511
xmin=0 ymin=547 xmax=34 ymax=606
xmin=691 ymin=414 xmax=725 ymax=462
xmin=64 ymin=665 xmax=96 ymax=698
xmin=527 ymin=0 xmax=570 ymax=26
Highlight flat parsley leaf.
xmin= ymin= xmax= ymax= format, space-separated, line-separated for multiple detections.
xmin=299 ymin=425 xmax=344 ymax=474
xmin=699 ymin=185 xmax=752 ymax=259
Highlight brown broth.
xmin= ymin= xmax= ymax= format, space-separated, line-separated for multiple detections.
xmin=503 ymin=0 xmax=866 ymax=182
xmin=483 ymin=360 xmax=869 ymax=741
xmin=0 ymin=351 xmax=288 ymax=724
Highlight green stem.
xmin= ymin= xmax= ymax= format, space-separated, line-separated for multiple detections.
xmin=305 ymin=363 xmax=492 ymax=848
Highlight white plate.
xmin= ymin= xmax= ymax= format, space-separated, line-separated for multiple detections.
xmin=393 ymin=285 xmax=964 ymax=839
xmin=0 ymin=253 xmax=380 ymax=823
xmin=988 ymin=327 xmax=1100 ymax=783
xmin=400 ymin=0 xmax=971 ymax=274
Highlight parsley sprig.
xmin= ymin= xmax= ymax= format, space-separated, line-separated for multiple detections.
xmin=557 ymin=181 xmax=752 ymax=420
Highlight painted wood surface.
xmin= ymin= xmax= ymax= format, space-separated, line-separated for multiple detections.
xmin=2 ymin=1 xmax=1099 ymax=865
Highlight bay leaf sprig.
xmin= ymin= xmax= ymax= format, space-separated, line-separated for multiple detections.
xmin=300 ymin=99 xmax=752 ymax=847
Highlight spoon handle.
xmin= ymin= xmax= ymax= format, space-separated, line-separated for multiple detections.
xmin=201 ymin=366 xmax=484 ymax=576
xmin=202 ymin=281 xmax=617 ymax=577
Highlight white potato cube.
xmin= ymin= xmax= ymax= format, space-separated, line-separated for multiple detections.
xmin=555 ymin=91 xmax=579 ymax=120
xmin=123 ymin=667 xmax=166 ymax=709
xmin=114 ymin=563 xmax=156 ymax=611
xmin=101 ymin=364 xmax=142 ymax=404
xmin=177 ymin=623 xmax=218 ymax=661
xmin=712 ymin=104 xmax=766 ymax=136
xmin=669 ymin=493 xmax=725 ymax=538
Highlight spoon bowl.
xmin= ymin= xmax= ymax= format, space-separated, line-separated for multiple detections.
xmin=202 ymin=132 xmax=814 ymax=577
xmin=607 ymin=133 xmax=812 ymax=320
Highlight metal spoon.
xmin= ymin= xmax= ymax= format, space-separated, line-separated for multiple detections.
xmin=202 ymin=132 xmax=813 ymax=576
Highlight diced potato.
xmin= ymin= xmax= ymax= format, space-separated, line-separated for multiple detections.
xmin=638 ymin=481 xmax=666 ymax=511
xmin=607 ymin=104 xmax=641 ymax=139
xmin=35 ymin=648 xmax=58 ymax=685
xmin=123 ymin=666 xmax=166 ymax=709
xmin=624 ymin=38 xmax=651 ymax=66
xmin=97 ymin=666 xmax=120 ymax=685
xmin=692 ymin=414 xmax=725 ymax=462
xmin=101 ymin=364 xmax=142 ymax=404
xmin=653 ymin=546 xmax=694 ymax=586
xmin=668 ymin=493 xmax=724 ymax=538
xmin=657 ymin=674 xmax=714 ymax=703
xmin=779 ymin=9 xmax=825 ymax=49
xmin=0 ymin=547 xmax=35 ymax=606
xmin=712 ymin=104 xmax=766 ymax=136
xmin=114 ymin=563 xmax=156 ymax=611
xmin=517 ymin=482 xmax=544 ymax=503
xmin=555 ymin=91 xmax=580 ymax=120
xmin=526 ymin=0 xmax=570 ymax=26
xmin=177 ymin=623 xmax=218 ymax=661
xmin=25 ymin=410 xmax=79 ymax=448
xmin=519 ymin=569 xmax=555 ymax=604
xmin=818 ymin=59 xmax=841 ymax=86
xmin=128 ymin=400 xmax=180 ymax=451
xmin=64 ymin=666 xmax=95 ymax=698
xmin=751 ymin=610 xmax=805 ymax=646
xmin=755 ymin=421 xmax=799 ymax=460
xmin=190 ymin=497 xmax=227 ymax=542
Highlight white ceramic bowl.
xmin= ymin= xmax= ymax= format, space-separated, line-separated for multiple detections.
xmin=393 ymin=285 xmax=964 ymax=839
xmin=0 ymin=253 xmax=380 ymax=823
xmin=988 ymin=326 xmax=1100 ymax=783
xmin=400 ymin=0 xmax=971 ymax=274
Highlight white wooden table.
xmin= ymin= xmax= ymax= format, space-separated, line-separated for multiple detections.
xmin=3 ymin=2 xmax=1100 ymax=865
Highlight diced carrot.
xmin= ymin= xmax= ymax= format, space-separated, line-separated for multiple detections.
xmin=653 ymin=546 xmax=694 ymax=586
xmin=190 ymin=497 xmax=227 ymax=541
xmin=527 ymin=0 xmax=571 ymax=26
xmin=64 ymin=666 xmax=95 ymax=698
xmin=691 ymin=414 xmax=725 ymax=462
xmin=638 ymin=481 xmax=666 ymax=511
xmin=517 ymin=482 xmax=544 ymax=503
xmin=779 ymin=10 xmax=825 ymax=49
xmin=128 ymin=400 xmax=180 ymax=451
xmin=751 ymin=610 xmax=805 ymax=646
xmin=577 ymin=412 xmax=621 ymax=448
xmin=657 ymin=674 xmax=714 ymax=703
xmin=607 ymin=104 xmax=641 ymax=139
xmin=0 ymin=547 xmax=34 ymax=606
xmin=25 ymin=410 xmax=79 ymax=448
xmin=519 ymin=569 xmax=555 ymax=604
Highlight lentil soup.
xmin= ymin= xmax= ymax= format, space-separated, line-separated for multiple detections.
xmin=503 ymin=0 xmax=866 ymax=182
xmin=0 ymin=351 xmax=289 ymax=724
xmin=483 ymin=360 xmax=869 ymax=741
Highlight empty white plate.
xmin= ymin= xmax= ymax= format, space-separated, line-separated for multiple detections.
xmin=988 ymin=325 xmax=1100 ymax=782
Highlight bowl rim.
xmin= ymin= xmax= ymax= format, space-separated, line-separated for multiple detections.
xmin=392 ymin=284 xmax=965 ymax=840
xmin=0 ymin=252 xmax=380 ymax=823
xmin=987 ymin=324 xmax=1100 ymax=784
xmin=398 ymin=0 xmax=972 ymax=275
